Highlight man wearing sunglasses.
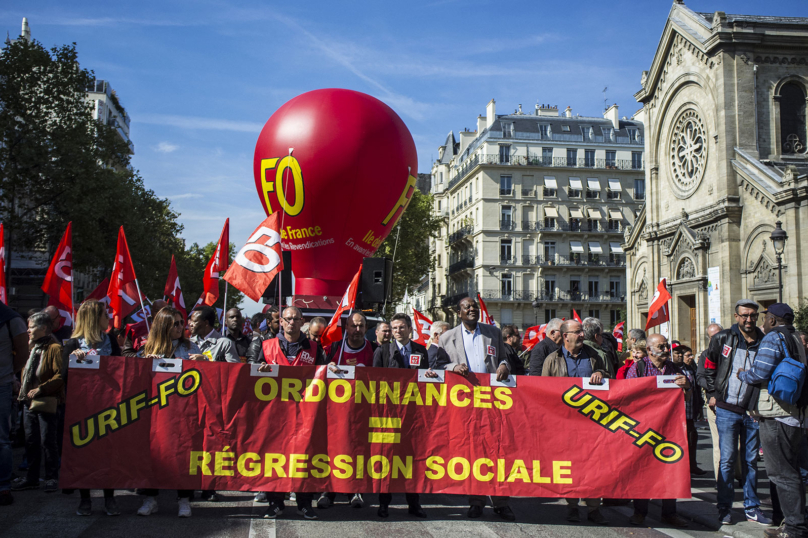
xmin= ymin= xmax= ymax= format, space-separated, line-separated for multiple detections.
xmin=697 ymin=299 xmax=771 ymax=526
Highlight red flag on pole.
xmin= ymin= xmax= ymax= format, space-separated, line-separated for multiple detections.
xmin=164 ymin=255 xmax=188 ymax=320
xmin=573 ymin=309 xmax=582 ymax=323
xmin=223 ymin=214 xmax=283 ymax=303
xmin=107 ymin=227 xmax=141 ymax=329
xmin=202 ymin=219 xmax=230 ymax=306
xmin=613 ymin=321 xmax=625 ymax=352
xmin=476 ymin=293 xmax=495 ymax=325
xmin=41 ymin=222 xmax=74 ymax=313
xmin=646 ymin=278 xmax=672 ymax=332
xmin=522 ymin=324 xmax=547 ymax=352
xmin=411 ymin=308 xmax=433 ymax=347
xmin=321 ymin=264 xmax=362 ymax=349
xmin=0 ymin=223 xmax=7 ymax=304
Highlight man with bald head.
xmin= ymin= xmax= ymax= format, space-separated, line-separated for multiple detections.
xmin=375 ymin=321 xmax=392 ymax=347
xmin=624 ymin=333 xmax=690 ymax=527
xmin=122 ymin=299 xmax=168 ymax=356
xmin=42 ymin=305 xmax=72 ymax=342
xmin=256 ymin=306 xmax=325 ymax=520
xmin=542 ymin=319 xmax=611 ymax=524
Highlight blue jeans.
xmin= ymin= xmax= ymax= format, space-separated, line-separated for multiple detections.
xmin=0 ymin=383 xmax=12 ymax=492
xmin=715 ymin=406 xmax=760 ymax=510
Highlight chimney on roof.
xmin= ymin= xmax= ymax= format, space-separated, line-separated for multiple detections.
xmin=486 ymin=99 xmax=496 ymax=128
xmin=604 ymin=103 xmax=619 ymax=129
xmin=21 ymin=17 xmax=30 ymax=41
xmin=564 ymin=106 xmax=572 ymax=118
xmin=477 ymin=114 xmax=487 ymax=132
xmin=537 ymin=104 xmax=559 ymax=117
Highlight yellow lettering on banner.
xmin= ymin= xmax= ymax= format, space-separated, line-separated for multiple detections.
xmin=71 ymin=420 xmax=95 ymax=447
xmin=158 ymin=378 xmax=176 ymax=408
xmin=493 ymin=387 xmax=513 ymax=410
xmin=473 ymin=458 xmax=494 ymax=482
xmin=425 ymin=383 xmax=447 ymax=406
xmin=532 ymin=461 xmax=551 ymax=484
xmin=473 ymin=386 xmax=492 ymax=408
xmin=281 ymin=378 xmax=303 ymax=402
xmin=255 ymin=378 xmax=278 ymax=401
xmin=97 ymin=409 xmax=118 ymax=437
xmin=450 ymin=385 xmax=471 ymax=407
xmin=497 ymin=459 xmax=506 ymax=482
xmin=562 ymin=386 xmax=592 ymax=408
xmin=177 ymin=369 xmax=201 ymax=396
xmin=401 ymin=383 xmax=424 ymax=405
xmin=447 ymin=457 xmax=470 ymax=480
xmin=190 ymin=451 xmax=212 ymax=476
xmin=599 ymin=410 xmax=620 ymax=426
xmin=289 ymin=454 xmax=309 ymax=478
xmin=368 ymin=455 xmax=390 ymax=479
xmin=379 ymin=382 xmax=400 ymax=404
xmin=355 ymin=380 xmax=376 ymax=403
xmin=507 ymin=460 xmax=531 ymax=483
xmin=356 ymin=455 xmax=365 ymax=479
xmin=129 ymin=393 xmax=147 ymax=421
xmin=333 ymin=455 xmax=353 ymax=479
xmin=264 ymin=454 xmax=287 ymax=477
xmin=553 ymin=461 xmax=573 ymax=484
xmin=118 ymin=401 xmax=128 ymax=426
xmin=329 ymin=380 xmax=352 ymax=403
xmin=580 ymin=398 xmax=610 ymax=421
xmin=425 ymin=456 xmax=445 ymax=479
xmin=635 ymin=429 xmax=663 ymax=448
xmin=392 ymin=456 xmax=412 ymax=479
xmin=654 ymin=442 xmax=684 ymax=463
xmin=237 ymin=453 xmax=261 ymax=477
xmin=608 ymin=414 xmax=638 ymax=433
xmin=311 ymin=454 xmax=330 ymax=478
xmin=304 ymin=379 xmax=325 ymax=402
xmin=215 ymin=446 xmax=235 ymax=476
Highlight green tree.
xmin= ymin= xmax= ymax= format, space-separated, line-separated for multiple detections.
xmin=795 ymin=299 xmax=808 ymax=333
xmin=374 ymin=190 xmax=442 ymax=306
xmin=175 ymin=242 xmax=244 ymax=312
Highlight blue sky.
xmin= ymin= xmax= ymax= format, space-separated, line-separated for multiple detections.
xmin=4 ymin=0 xmax=807 ymax=312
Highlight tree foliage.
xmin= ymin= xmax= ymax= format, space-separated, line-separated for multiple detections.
xmin=176 ymin=242 xmax=244 ymax=312
xmin=795 ymin=299 xmax=808 ymax=334
xmin=373 ymin=190 xmax=442 ymax=306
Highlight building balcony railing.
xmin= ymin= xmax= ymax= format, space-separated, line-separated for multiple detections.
xmin=448 ymin=257 xmax=475 ymax=275
xmin=479 ymin=289 xmax=627 ymax=303
xmin=499 ymin=257 xmax=517 ymax=266
xmin=442 ymin=292 xmax=471 ymax=308
xmin=535 ymin=223 xmax=624 ymax=233
xmin=500 ymin=220 xmax=516 ymax=231
xmin=536 ymin=254 xmax=626 ymax=267
xmin=522 ymin=255 xmax=540 ymax=266
xmin=449 ymin=225 xmax=474 ymax=244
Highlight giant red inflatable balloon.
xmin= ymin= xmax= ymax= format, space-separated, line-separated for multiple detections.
xmin=253 ymin=89 xmax=418 ymax=297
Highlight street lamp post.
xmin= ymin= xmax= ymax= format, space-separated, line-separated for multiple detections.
xmin=769 ymin=221 xmax=788 ymax=303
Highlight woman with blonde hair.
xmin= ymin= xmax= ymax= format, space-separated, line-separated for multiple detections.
xmin=136 ymin=307 xmax=201 ymax=518
xmin=62 ymin=299 xmax=121 ymax=516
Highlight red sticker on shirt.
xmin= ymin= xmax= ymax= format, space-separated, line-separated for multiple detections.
xmin=409 ymin=354 xmax=421 ymax=366
xmin=487 ymin=345 xmax=496 ymax=357
xmin=722 ymin=345 xmax=732 ymax=358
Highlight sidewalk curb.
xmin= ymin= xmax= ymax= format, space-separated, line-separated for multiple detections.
xmin=663 ymin=493 xmax=769 ymax=538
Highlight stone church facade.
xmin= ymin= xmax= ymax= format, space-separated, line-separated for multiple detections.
xmin=624 ymin=2 xmax=808 ymax=348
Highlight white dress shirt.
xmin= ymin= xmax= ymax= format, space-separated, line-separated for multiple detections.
xmin=462 ymin=324 xmax=487 ymax=373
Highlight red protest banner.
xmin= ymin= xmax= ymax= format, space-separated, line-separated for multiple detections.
xmin=61 ymin=358 xmax=689 ymax=499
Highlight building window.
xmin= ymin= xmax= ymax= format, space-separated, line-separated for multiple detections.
xmin=566 ymin=148 xmax=577 ymax=167
xmin=627 ymin=128 xmax=638 ymax=142
xmin=569 ymin=217 xmax=581 ymax=232
xmin=561 ymin=125 xmax=571 ymax=132
xmin=437 ymin=283 xmax=441 ymax=295
xmin=501 ymin=274 xmax=513 ymax=298
xmin=437 ymin=254 xmax=442 ymax=267
xmin=588 ymin=309 xmax=600 ymax=319
xmin=584 ymin=149 xmax=595 ymax=167
xmin=607 ymin=188 xmax=621 ymax=200
xmin=587 ymin=218 xmax=599 ymax=232
xmin=500 ymin=175 xmax=512 ymax=196
xmin=545 ymin=309 xmax=556 ymax=322
xmin=632 ymin=151 xmax=643 ymax=169
xmin=539 ymin=124 xmax=549 ymax=138
xmin=500 ymin=206 xmax=513 ymax=230
xmin=500 ymin=240 xmax=512 ymax=263
xmin=543 ymin=241 xmax=556 ymax=262
xmin=610 ymin=278 xmax=621 ymax=298
xmin=544 ymin=216 xmax=556 ymax=229
xmin=780 ymin=82 xmax=807 ymax=154
xmin=439 ymin=171 xmax=444 ymax=184
xmin=544 ymin=277 xmax=556 ymax=298
xmin=634 ymin=178 xmax=645 ymax=200
xmin=502 ymin=122 xmax=514 ymax=138
xmin=588 ymin=279 xmax=599 ymax=297
xmin=542 ymin=147 xmax=553 ymax=164
xmin=586 ymin=187 xmax=598 ymax=199
xmin=610 ymin=309 xmax=621 ymax=326
xmin=608 ymin=219 xmax=621 ymax=231
xmin=499 ymin=145 xmax=511 ymax=163
xmin=605 ymin=150 xmax=616 ymax=168
xmin=569 ymin=277 xmax=581 ymax=300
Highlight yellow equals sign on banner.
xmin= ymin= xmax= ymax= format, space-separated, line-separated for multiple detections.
xmin=368 ymin=417 xmax=402 ymax=444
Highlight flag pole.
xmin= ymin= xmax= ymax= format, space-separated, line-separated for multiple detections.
xmin=134 ymin=278 xmax=149 ymax=332
xmin=336 ymin=307 xmax=353 ymax=366
xmin=222 ymin=281 xmax=228 ymax=327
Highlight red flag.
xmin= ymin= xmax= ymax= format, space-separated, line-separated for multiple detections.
xmin=412 ymin=308 xmax=433 ymax=347
xmin=321 ymin=264 xmax=362 ymax=349
xmin=202 ymin=219 xmax=230 ymax=306
xmin=107 ymin=227 xmax=140 ymax=329
xmin=522 ymin=324 xmax=546 ymax=352
xmin=223 ymin=214 xmax=283 ymax=303
xmin=476 ymin=293 xmax=494 ymax=325
xmin=84 ymin=277 xmax=113 ymax=321
xmin=164 ymin=255 xmax=187 ymax=320
xmin=646 ymin=278 xmax=672 ymax=332
xmin=41 ymin=222 xmax=74 ymax=312
xmin=0 ymin=223 xmax=7 ymax=304
xmin=573 ymin=309 xmax=582 ymax=323
xmin=613 ymin=321 xmax=625 ymax=352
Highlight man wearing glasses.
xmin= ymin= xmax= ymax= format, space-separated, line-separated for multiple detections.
xmin=697 ymin=299 xmax=771 ymax=526
xmin=256 ymin=306 xmax=326 ymax=520
xmin=542 ymin=319 xmax=611 ymax=525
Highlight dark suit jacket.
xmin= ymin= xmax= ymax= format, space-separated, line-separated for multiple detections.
xmin=528 ymin=338 xmax=560 ymax=376
xmin=372 ymin=340 xmax=430 ymax=370
xmin=427 ymin=343 xmax=451 ymax=370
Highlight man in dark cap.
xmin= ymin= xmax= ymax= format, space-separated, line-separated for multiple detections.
xmin=738 ymin=303 xmax=807 ymax=538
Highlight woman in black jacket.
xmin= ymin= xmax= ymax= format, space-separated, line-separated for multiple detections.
xmin=61 ymin=300 xmax=120 ymax=516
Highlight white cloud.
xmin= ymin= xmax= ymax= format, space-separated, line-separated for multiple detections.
xmin=137 ymin=114 xmax=263 ymax=133
xmin=154 ymin=141 xmax=179 ymax=153
xmin=166 ymin=193 xmax=202 ymax=200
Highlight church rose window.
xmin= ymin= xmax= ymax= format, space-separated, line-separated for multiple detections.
xmin=669 ymin=109 xmax=707 ymax=198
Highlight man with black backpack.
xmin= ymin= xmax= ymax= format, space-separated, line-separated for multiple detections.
xmin=738 ymin=303 xmax=808 ymax=538
xmin=697 ymin=298 xmax=771 ymax=526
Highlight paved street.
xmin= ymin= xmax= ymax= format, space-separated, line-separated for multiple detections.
xmin=0 ymin=425 xmax=777 ymax=538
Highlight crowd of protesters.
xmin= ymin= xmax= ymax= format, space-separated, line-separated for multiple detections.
xmin=1 ymin=294 xmax=807 ymax=538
